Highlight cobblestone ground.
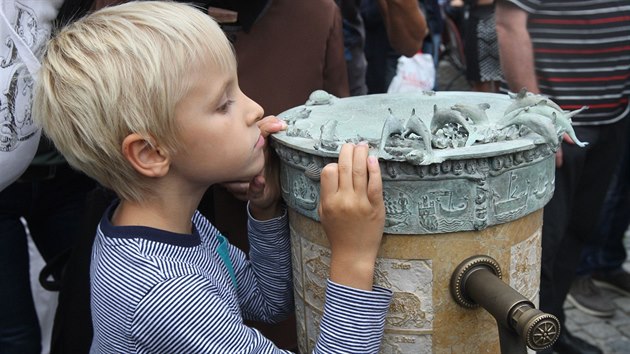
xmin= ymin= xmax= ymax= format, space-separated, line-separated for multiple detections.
xmin=562 ymin=234 xmax=630 ymax=354
xmin=437 ymin=58 xmax=630 ymax=354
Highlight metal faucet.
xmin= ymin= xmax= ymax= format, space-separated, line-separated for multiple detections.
xmin=450 ymin=255 xmax=560 ymax=353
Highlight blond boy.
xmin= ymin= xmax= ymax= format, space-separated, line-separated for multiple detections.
xmin=35 ymin=1 xmax=391 ymax=353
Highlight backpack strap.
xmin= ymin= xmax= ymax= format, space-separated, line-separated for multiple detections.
xmin=215 ymin=233 xmax=239 ymax=290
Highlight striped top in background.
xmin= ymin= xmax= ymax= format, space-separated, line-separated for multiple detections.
xmin=504 ymin=0 xmax=630 ymax=125
xmin=90 ymin=202 xmax=392 ymax=353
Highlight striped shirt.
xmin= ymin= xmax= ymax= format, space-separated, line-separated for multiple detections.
xmin=90 ymin=202 xmax=392 ymax=353
xmin=503 ymin=0 xmax=630 ymax=125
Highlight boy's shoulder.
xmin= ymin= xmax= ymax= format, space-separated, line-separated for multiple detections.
xmin=95 ymin=203 xmax=219 ymax=248
xmin=91 ymin=209 xmax=225 ymax=296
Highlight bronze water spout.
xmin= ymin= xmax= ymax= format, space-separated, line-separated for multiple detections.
xmin=450 ymin=255 xmax=560 ymax=353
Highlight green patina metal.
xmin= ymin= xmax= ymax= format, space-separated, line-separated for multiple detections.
xmin=271 ymin=89 xmax=587 ymax=234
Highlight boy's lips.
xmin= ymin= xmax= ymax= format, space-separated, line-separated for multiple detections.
xmin=254 ymin=135 xmax=265 ymax=149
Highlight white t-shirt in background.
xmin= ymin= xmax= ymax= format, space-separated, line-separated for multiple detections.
xmin=0 ymin=0 xmax=63 ymax=191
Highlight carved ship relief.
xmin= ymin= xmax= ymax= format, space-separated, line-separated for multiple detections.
xmin=435 ymin=190 xmax=469 ymax=217
xmin=492 ymin=171 xmax=529 ymax=222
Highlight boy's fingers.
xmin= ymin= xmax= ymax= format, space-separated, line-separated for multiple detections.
xmin=352 ymin=143 xmax=369 ymax=193
xmin=337 ymin=144 xmax=354 ymax=191
xmin=256 ymin=115 xmax=278 ymax=127
xmin=319 ymin=163 xmax=339 ymax=205
xmin=366 ymin=156 xmax=384 ymax=206
xmin=260 ymin=122 xmax=287 ymax=137
xmin=258 ymin=116 xmax=287 ymax=137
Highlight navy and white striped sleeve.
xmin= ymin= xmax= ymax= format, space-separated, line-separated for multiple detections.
xmin=315 ymin=281 xmax=393 ymax=354
xmin=131 ymin=274 xmax=391 ymax=353
xmin=132 ymin=273 xmax=293 ymax=354
xmin=230 ymin=206 xmax=294 ymax=322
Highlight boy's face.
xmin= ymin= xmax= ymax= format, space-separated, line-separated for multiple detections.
xmin=169 ymin=59 xmax=265 ymax=188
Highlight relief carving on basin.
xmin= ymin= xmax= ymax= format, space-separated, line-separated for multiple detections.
xmin=272 ymin=90 xmax=576 ymax=234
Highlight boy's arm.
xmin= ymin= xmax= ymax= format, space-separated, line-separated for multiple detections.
xmin=319 ymin=143 xmax=385 ymax=290
xmin=132 ymin=274 xmax=294 ymax=353
xmin=132 ymin=272 xmax=389 ymax=354
xmin=217 ymin=115 xmax=294 ymax=321
xmin=236 ymin=143 xmax=392 ymax=353
xmin=315 ymin=143 xmax=393 ymax=352
xmin=233 ymin=208 xmax=294 ymax=322
xmin=134 ymin=143 xmax=390 ymax=353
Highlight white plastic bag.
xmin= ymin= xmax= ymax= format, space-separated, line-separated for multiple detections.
xmin=387 ymin=52 xmax=436 ymax=93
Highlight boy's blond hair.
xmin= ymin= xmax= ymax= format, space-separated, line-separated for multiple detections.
xmin=35 ymin=1 xmax=236 ymax=202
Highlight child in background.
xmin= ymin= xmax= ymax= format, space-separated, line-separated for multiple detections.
xmin=34 ymin=1 xmax=391 ymax=353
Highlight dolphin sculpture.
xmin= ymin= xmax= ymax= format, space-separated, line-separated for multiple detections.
xmin=378 ymin=108 xmax=405 ymax=156
xmin=522 ymin=102 xmax=589 ymax=147
xmin=452 ymin=103 xmax=491 ymax=126
xmin=498 ymin=112 xmax=560 ymax=148
xmin=403 ymin=109 xmax=433 ymax=151
xmin=506 ymin=88 xmax=563 ymax=114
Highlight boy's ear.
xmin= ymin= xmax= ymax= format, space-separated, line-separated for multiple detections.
xmin=122 ymin=133 xmax=170 ymax=177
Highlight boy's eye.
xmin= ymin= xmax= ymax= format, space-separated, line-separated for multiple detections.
xmin=217 ymin=99 xmax=234 ymax=113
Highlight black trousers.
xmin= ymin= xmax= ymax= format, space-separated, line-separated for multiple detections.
xmin=49 ymin=187 xmax=114 ymax=354
xmin=540 ymin=119 xmax=628 ymax=325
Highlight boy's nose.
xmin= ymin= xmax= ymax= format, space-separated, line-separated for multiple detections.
xmin=248 ymin=96 xmax=264 ymax=124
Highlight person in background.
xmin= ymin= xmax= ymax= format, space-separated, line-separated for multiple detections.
xmin=445 ymin=0 xmax=465 ymax=35
xmin=337 ymin=0 xmax=369 ymax=96
xmin=419 ymin=0 xmax=444 ymax=88
xmin=361 ymin=0 xmax=428 ymax=93
xmin=462 ymin=0 xmax=501 ymax=92
xmin=36 ymin=2 xmax=391 ymax=352
xmin=0 ymin=1 xmax=96 ymax=353
xmin=570 ymin=121 xmax=630 ymax=317
xmin=0 ymin=0 xmax=52 ymax=192
xmin=338 ymin=0 xmax=429 ymax=95
xmin=496 ymin=1 xmax=630 ymax=353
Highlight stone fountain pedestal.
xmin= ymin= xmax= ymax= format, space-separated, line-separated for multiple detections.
xmin=288 ymin=209 xmax=542 ymax=353
xmin=272 ymin=90 xmax=579 ymax=353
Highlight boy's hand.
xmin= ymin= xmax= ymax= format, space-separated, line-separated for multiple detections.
xmin=318 ymin=143 xmax=385 ymax=291
xmin=246 ymin=148 xmax=282 ymax=220
xmin=222 ymin=116 xmax=287 ymax=220
xmin=256 ymin=115 xmax=287 ymax=138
